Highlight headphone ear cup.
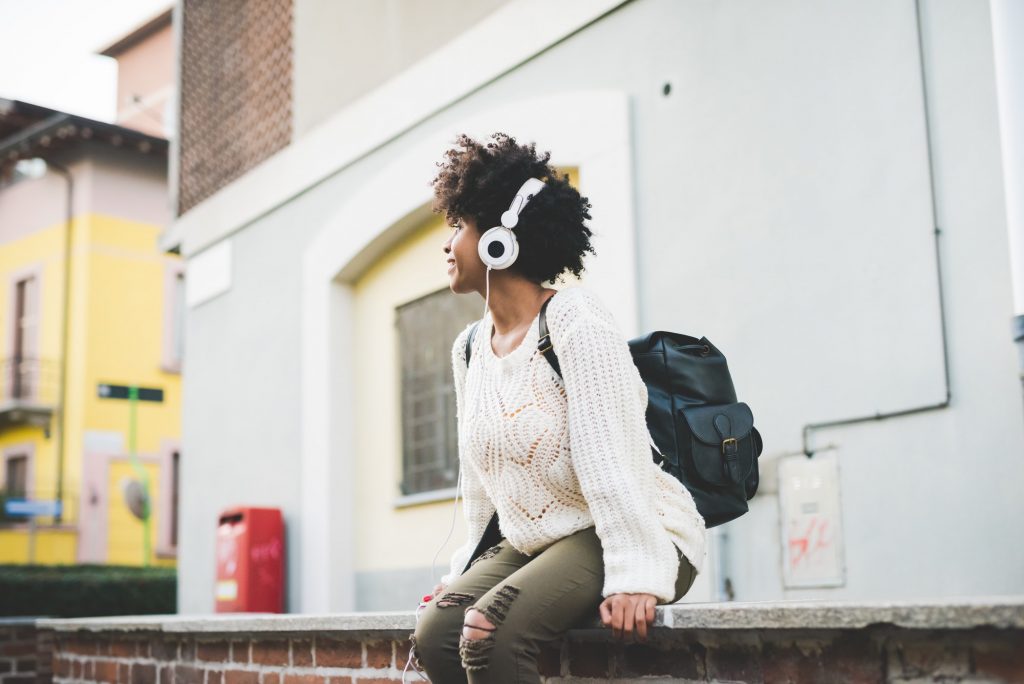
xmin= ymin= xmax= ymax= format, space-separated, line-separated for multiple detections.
xmin=478 ymin=226 xmax=518 ymax=270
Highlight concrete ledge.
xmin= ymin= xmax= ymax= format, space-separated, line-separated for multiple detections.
xmin=36 ymin=595 xmax=1024 ymax=633
xmin=32 ymin=599 xmax=1024 ymax=683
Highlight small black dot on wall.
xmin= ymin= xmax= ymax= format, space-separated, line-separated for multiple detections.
xmin=663 ymin=82 xmax=672 ymax=96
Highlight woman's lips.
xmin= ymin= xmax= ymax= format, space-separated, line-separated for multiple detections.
xmin=447 ymin=261 xmax=456 ymax=273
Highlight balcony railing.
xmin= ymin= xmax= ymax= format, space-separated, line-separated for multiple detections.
xmin=0 ymin=357 xmax=59 ymax=427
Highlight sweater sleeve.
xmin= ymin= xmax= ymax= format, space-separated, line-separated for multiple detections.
xmin=550 ymin=289 xmax=682 ymax=601
xmin=440 ymin=322 xmax=497 ymax=587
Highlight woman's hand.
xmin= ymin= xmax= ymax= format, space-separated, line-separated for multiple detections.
xmin=599 ymin=593 xmax=658 ymax=642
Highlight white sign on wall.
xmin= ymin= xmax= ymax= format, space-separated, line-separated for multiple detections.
xmin=779 ymin=451 xmax=846 ymax=588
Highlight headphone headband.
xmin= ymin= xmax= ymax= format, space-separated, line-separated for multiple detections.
xmin=500 ymin=178 xmax=546 ymax=229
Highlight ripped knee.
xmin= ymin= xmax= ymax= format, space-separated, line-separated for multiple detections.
xmin=458 ymin=585 xmax=521 ymax=672
xmin=462 ymin=607 xmax=497 ymax=640
xmin=459 ymin=609 xmax=497 ymax=672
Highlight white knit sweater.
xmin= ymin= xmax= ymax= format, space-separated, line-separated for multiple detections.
xmin=442 ymin=286 xmax=707 ymax=602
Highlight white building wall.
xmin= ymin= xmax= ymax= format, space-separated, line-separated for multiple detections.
xmin=174 ymin=0 xmax=1024 ymax=613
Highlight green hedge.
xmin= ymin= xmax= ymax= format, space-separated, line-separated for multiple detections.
xmin=0 ymin=564 xmax=176 ymax=618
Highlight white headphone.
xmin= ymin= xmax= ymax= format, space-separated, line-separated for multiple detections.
xmin=477 ymin=177 xmax=546 ymax=270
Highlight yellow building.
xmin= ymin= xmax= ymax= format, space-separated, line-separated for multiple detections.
xmin=0 ymin=99 xmax=179 ymax=567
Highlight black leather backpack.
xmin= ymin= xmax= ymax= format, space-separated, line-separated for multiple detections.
xmin=461 ymin=296 xmax=764 ymax=568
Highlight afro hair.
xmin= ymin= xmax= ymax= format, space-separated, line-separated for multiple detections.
xmin=431 ymin=132 xmax=595 ymax=284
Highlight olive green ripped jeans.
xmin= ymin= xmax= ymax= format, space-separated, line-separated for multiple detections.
xmin=411 ymin=525 xmax=697 ymax=683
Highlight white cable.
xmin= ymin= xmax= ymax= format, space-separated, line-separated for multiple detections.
xmin=406 ymin=270 xmax=492 ymax=683
xmin=483 ymin=265 xmax=492 ymax=319
xmin=430 ymin=468 xmax=463 ymax=583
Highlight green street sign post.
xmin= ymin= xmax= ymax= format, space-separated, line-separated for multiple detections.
xmin=97 ymin=383 xmax=164 ymax=566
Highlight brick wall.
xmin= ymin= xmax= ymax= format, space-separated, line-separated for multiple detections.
xmin=33 ymin=599 xmax=1024 ymax=683
xmin=0 ymin=619 xmax=53 ymax=684
xmin=48 ymin=632 xmax=415 ymax=684
xmin=37 ymin=624 xmax=1024 ymax=683
xmin=177 ymin=0 xmax=293 ymax=215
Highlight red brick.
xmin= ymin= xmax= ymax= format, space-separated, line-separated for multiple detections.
xmin=349 ymin=679 xmax=401 ymax=684
xmin=54 ymin=656 xmax=71 ymax=677
xmin=251 ymin=639 xmax=289 ymax=666
xmin=889 ymin=638 xmax=968 ymax=679
xmin=132 ymin=663 xmax=156 ymax=684
xmin=325 ymin=678 xmax=352 ymax=684
xmin=315 ymin=637 xmax=362 ymax=668
xmin=118 ymin=662 xmax=132 ymax=683
xmin=974 ymin=635 xmax=1024 ymax=682
xmin=365 ymin=640 xmax=392 ymax=669
xmin=394 ymin=638 xmax=413 ymax=671
xmin=198 ymin=640 xmax=231 ymax=662
xmin=230 ymin=639 xmax=250 ymax=663
xmin=159 ymin=665 xmax=173 ymax=683
xmin=263 ymin=673 xmax=282 ymax=684
xmin=175 ymin=664 xmax=205 ymax=684
xmin=180 ymin=638 xmax=197 ymax=662
xmin=110 ymin=640 xmax=138 ymax=657
xmin=706 ymin=644 xmax=764 ymax=683
xmin=568 ymin=641 xmax=610 ymax=677
xmin=94 ymin=659 xmax=120 ymax=683
xmin=64 ymin=637 xmax=93 ymax=656
xmin=617 ymin=641 xmax=704 ymax=679
xmin=291 ymin=638 xmax=314 ymax=667
xmin=762 ymin=643 xmax=827 ymax=683
xmin=73 ymin=659 xmax=83 ymax=678
xmin=150 ymin=638 xmax=179 ymax=660
xmin=223 ymin=669 xmax=260 ymax=684
xmin=282 ymin=675 xmax=321 ymax=684
xmin=821 ymin=633 xmax=882 ymax=683
xmin=208 ymin=671 xmax=223 ymax=684
xmin=15 ymin=656 xmax=36 ymax=672
xmin=0 ymin=641 xmax=35 ymax=656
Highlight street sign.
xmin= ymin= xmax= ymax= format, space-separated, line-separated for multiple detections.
xmin=97 ymin=384 xmax=163 ymax=402
xmin=4 ymin=499 xmax=62 ymax=517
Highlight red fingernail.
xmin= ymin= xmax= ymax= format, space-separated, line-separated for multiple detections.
xmin=422 ymin=594 xmax=433 ymax=603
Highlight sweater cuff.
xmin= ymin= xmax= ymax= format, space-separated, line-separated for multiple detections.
xmin=601 ymin=551 xmax=680 ymax=603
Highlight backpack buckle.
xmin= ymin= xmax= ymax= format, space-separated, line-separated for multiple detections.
xmin=721 ymin=437 xmax=738 ymax=455
xmin=538 ymin=333 xmax=553 ymax=354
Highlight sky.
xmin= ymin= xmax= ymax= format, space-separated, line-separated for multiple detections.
xmin=0 ymin=0 xmax=172 ymax=122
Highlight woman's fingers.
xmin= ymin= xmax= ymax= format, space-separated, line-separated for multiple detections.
xmin=599 ymin=598 xmax=613 ymax=627
xmin=600 ymin=594 xmax=660 ymax=642
xmin=621 ymin=597 xmax=635 ymax=641
xmin=634 ymin=598 xmax=648 ymax=641
xmin=611 ymin=599 xmax=625 ymax=640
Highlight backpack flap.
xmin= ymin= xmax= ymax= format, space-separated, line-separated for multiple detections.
xmin=680 ymin=402 xmax=756 ymax=486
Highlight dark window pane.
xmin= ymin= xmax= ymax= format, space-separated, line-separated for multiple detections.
xmin=5 ymin=456 xmax=28 ymax=499
xmin=397 ymin=288 xmax=480 ymax=495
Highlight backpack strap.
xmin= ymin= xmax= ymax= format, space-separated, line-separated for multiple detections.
xmin=465 ymin=321 xmax=480 ymax=367
xmin=537 ymin=295 xmax=562 ymax=378
xmin=465 ymin=295 xmax=562 ymax=376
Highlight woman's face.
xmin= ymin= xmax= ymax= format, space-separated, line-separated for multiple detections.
xmin=443 ymin=215 xmax=485 ymax=294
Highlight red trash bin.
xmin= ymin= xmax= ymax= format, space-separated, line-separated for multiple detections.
xmin=215 ymin=506 xmax=285 ymax=613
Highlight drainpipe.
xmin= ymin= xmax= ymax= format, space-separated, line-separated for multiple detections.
xmin=46 ymin=160 xmax=73 ymax=525
xmin=801 ymin=0 xmax=952 ymax=455
xmin=991 ymin=0 xmax=1024 ymax=396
